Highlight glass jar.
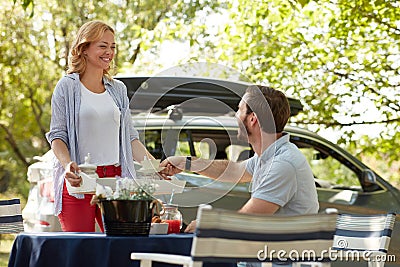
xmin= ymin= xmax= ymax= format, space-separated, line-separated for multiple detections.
xmin=160 ymin=204 xmax=182 ymax=234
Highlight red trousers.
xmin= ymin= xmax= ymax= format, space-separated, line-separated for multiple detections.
xmin=58 ymin=165 xmax=121 ymax=232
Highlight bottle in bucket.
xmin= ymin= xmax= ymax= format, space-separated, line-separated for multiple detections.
xmin=160 ymin=204 xmax=182 ymax=234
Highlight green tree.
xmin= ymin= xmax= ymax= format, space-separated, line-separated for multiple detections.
xmin=171 ymin=0 xmax=400 ymax=184
xmin=13 ymin=0 xmax=34 ymax=16
xmin=1 ymin=2 xmax=55 ymax=195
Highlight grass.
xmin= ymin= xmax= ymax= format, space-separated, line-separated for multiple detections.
xmin=0 ymin=235 xmax=16 ymax=267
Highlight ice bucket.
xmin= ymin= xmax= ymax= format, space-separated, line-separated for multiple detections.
xmin=99 ymin=199 xmax=156 ymax=236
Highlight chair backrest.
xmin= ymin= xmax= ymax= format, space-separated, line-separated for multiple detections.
xmin=0 ymin=198 xmax=24 ymax=234
xmin=191 ymin=207 xmax=337 ymax=264
xmin=333 ymin=213 xmax=396 ymax=253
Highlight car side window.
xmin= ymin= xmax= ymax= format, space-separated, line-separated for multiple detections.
xmin=139 ymin=130 xmax=164 ymax=159
xmin=174 ymin=129 xmax=244 ymax=160
xmin=175 ymin=138 xmax=210 ymax=159
xmin=298 ymin=147 xmax=362 ymax=191
xmin=173 ymin=131 xmax=211 ymax=159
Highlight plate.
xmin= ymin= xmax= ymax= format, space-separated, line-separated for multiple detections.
xmin=137 ymin=167 xmax=165 ymax=174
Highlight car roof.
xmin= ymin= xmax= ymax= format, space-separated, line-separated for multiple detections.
xmin=132 ymin=113 xmax=239 ymax=129
xmin=115 ymin=76 xmax=303 ymax=117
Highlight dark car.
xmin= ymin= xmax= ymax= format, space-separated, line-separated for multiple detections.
xmin=116 ymin=76 xmax=400 ymax=260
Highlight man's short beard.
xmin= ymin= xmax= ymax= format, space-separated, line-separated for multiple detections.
xmin=237 ymin=119 xmax=250 ymax=142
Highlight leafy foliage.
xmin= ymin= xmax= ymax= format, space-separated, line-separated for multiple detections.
xmin=1 ymin=2 xmax=54 ymax=194
xmin=176 ymin=0 xmax=400 ymax=183
xmin=13 ymin=0 xmax=34 ymax=16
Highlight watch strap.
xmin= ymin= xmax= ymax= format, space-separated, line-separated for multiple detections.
xmin=185 ymin=156 xmax=191 ymax=171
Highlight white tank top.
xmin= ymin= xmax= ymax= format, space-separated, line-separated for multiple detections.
xmin=78 ymin=82 xmax=120 ymax=166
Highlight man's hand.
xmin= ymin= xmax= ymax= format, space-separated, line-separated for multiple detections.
xmin=159 ymin=156 xmax=186 ymax=179
xmin=184 ymin=220 xmax=197 ymax=233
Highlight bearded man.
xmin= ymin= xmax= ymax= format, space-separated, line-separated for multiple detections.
xmin=160 ymin=85 xmax=319 ymax=232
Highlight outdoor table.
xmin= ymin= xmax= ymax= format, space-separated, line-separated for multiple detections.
xmin=8 ymin=232 xmax=234 ymax=267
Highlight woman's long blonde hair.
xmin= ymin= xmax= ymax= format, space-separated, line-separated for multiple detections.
xmin=67 ymin=21 xmax=115 ymax=77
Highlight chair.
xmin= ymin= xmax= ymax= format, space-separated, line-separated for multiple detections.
xmin=131 ymin=206 xmax=337 ymax=267
xmin=332 ymin=213 xmax=396 ymax=267
xmin=0 ymin=198 xmax=24 ymax=233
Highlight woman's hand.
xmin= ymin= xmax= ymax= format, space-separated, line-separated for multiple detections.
xmin=65 ymin=161 xmax=82 ymax=187
xmin=159 ymin=156 xmax=185 ymax=179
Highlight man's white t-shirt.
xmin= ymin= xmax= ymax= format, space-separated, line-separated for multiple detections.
xmin=78 ymin=83 xmax=120 ymax=166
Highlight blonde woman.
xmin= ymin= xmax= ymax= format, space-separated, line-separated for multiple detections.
xmin=46 ymin=21 xmax=154 ymax=232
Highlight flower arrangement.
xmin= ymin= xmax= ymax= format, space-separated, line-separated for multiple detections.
xmin=95 ymin=177 xmax=157 ymax=201
xmin=95 ymin=177 xmax=160 ymax=236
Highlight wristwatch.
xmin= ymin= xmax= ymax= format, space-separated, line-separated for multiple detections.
xmin=185 ymin=156 xmax=191 ymax=171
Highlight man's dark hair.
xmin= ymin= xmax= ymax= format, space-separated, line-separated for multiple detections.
xmin=245 ymin=85 xmax=290 ymax=133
